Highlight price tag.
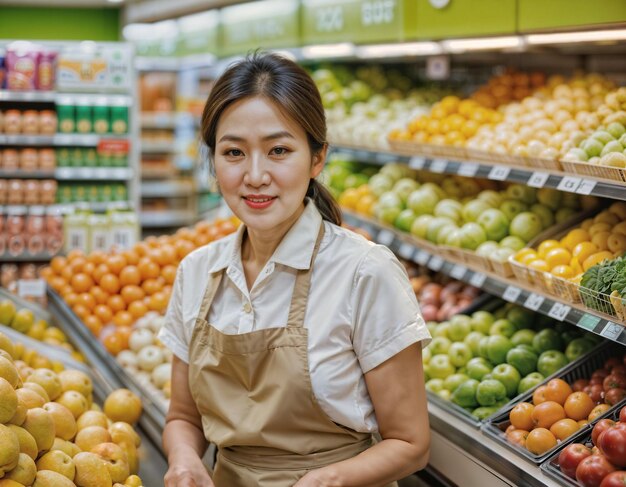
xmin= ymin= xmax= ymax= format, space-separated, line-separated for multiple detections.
xmin=458 ymin=163 xmax=479 ymax=178
xmin=557 ymin=176 xmax=582 ymax=193
xmin=398 ymin=243 xmax=415 ymax=260
xmin=576 ymin=180 xmax=597 ymax=195
xmin=430 ymin=159 xmax=448 ymax=173
xmin=578 ymin=314 xmax=601 ymax=331
xmin=17 ymin=279 xmax=46 ymax=298
xmin=409 ymin=157 xmax=426 ymax=170
xmin=527 ymin=172 xmax=549 ymax=188
xmin=548 ymin=302 xmax=571 ymax=321
xmin=488 ymin=165 xmax=511 ymax=181
xmin=503 ymin=285 xmax=522 ymax=303
xmin=415 ymin=250 xmax=430 ymax=266
xmin=428 ymin=255 xmax=444 ymax=271
xmin=469 ymin=272 xmax=487 ymax=288
xmin=377 ymin=230 xmax=394 ymax=246
xmin=524 ymin=292 xmax=545 ymax=311
xmin=600 ymin=321 xmax=623 ymax=341
xmin=450 ymin=264 xmax=467 ymax=280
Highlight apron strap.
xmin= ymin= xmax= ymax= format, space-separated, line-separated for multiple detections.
xmin=286 ymin=223 xmax=325 ymax=328
xmin=201 ymin=271 xmax=224 ymax=321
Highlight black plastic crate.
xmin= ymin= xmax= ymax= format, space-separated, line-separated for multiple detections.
xmin=482 ymin=341 xmax=624 ymax=464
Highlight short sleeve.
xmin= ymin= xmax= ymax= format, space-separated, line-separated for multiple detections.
xmin=351 ymin=245 xmax=431 ymax=373
xmin=157 ymin=264 xmax=190 ymax=363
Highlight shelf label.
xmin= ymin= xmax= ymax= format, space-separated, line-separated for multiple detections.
xmin=430 ymin=159 xmax=448 ymax=173
xmin=398 ymin=243 xmax=415 ymax=259
xmin=578 ymin=313 xmax=601 ymax=331
xmin=415 ymin=250 xmax=430 ymax=266
xmin=428 ymin=255 xmax=444 ymax=271
xmin=524 ymin=292 xmax=545 ymax=311
xmin=450 ymin=264 xmax=467 ymax=280
xmin=409 ymin=156 xmax=426 ymax=170
xmin=527 ymin=171 xmax=549 ymax=188
xmin=557 ymin=176 xmax=582 ymax=193
xmin=458 ymin=163 xmax=479 ymax=178
xmin=601 ymin=321 xmax=623 ymax=341
xmin=576 ymin=180 xmax=597 ymax=195
xmin=488 ymin=165 xmax=511 ymax=181
xmin=469 ymin=272 xmax=487 ymax=288
xmin=503 ymin=285 xmax=522 ymax=303
xmin=377 ymin=229 xmax=394 ymax=246
xmin=548 ymin=302 xmax=571 ymax=321
xmin=426 ymin=55 xmax=450 ymax=80
xmin=17 ymin=279 xmax=46 ymax=298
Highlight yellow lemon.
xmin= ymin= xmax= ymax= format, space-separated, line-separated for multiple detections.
xmin=528 ymin=259 xmax=550 ymax=272
xmin=338 ymin=189 xmax=360 ymax=210
xmin=545 ymin=248 xmax=573 ymax=268
xmin=572 ymin=242 xmax=599 ymax=264
xmin=594 ymin=211 xmax=620 ymax=226
xmin=570 ymin=257 xmax=583 ymax=275
xmin=582 ymin=251 xmax=615 ymax=271
xmin=515 ymin=249 xmax=537 ymax=262
xmin=591 ymin=232 xmax=611 ymax=251
xmin=538 ymin=240 xmax=561 ymax=258
xmin=551 ymin=265 xmax=575 ymax=279
xmin=355 ymin=195 xmax=376 ymax=217
xmin=561 ymin=229 xmax=591 ymax=251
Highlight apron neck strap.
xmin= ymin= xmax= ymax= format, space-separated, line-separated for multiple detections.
xmin=286 ymin=223 xmax=325 ymax=328
xmin=200 ymin=271 xmax=223 ymax=321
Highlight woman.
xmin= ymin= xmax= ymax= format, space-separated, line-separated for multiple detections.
xmin=159 ymin=52 xmax=431 ymax=487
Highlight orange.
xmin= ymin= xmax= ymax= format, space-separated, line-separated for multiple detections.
xmin=64 ymin=293 xmax=79 ymax=308
xmin=106 ymin=254 xmax=127 ymax=275
xmin=544 ymin=379 xmax=573 ymax=406
xmin=133 ymin=242 xmax=150 ymax=256
xmin=525 ymin=428 xmax=557 ymax=455
xmin=206 ymin=226 xmax=221 ymax=241
xmin=102 ymin=332 xmax=125 ymax=356
xmin=194 ymin=233 xmax=212 ymax=247
xmin=583 ymin=251 xmax=615 ymax=271
xmin=549 ymin=418 xmax=580 ymax=441
xmin=40 ymin=267 xmax=55 ymax=280
xmin=128 ymin=301 xmax=148 ymax=320
xmin=51 ymin=256 xmax=68 ymax=274
xmin=82 ymin=261 xmax=96 ymax=277
xmin=506 ymin=429 xmax=529 ymax=448
xmin=77 ymin=293 xmax=96 ymax=311
xmin=161 ymin=265 xmax=177 ymax=285
xmin=100 ymin=274 xmax=121 ymax=295
xmin=113 ymin=311 xmax=133 ymax=328
xmin=588 ymin=404 xmax=611 ymax=422
xmin=115 ymin=326 xmax=132 ymax=350
xmin=572 ymin=242 xmax=599 ymax=264
xmin=146 ymin=236 xmax=159 ymax=248
xmin=532 ymin=401 xmax=566 ymax=429
xmin=550 ymin=265 xmax=575 ymax=279
xmin=90 ymin=286 xmax=109 ymax=305
xmin=528 ymin=260 xmax=550 ymax=272
xmin=121 ymin=285 xmax=145 ymax=305
xmin=119 ymin=266 xmax=141 ymax=287
xmin=94 ymin=305 xmax=113 ymax=326
xmin=137 ymin=258 xmax=160 ymax=280
xmin=107 ymin=295 xmax=126 ymax=313
xmin=510 ymin=402 xmax=535 ymax=431
xmin=71 ymin=273 xmax=94 ymax=294
xmin=533 ymin=388 xmax=549 ymax=409
xmin=591 ymin=232 xmax=611 ymax=251
xmin=84 ymin=315 xmax=103 ymax=336
xmin=88 ymin=250 xmax=106 ymax=266
xmin=69 ymin=257 xmax=87 ymax=274
xmin=142 ymin=278 xmax=163 ymax=296
xmin=122 ymin=250 xmax=140 ymax=266
xmin=537 ymin=240 xmax=561 ymax=258
xmin=148 ymin=292 xmax=168 ymax=313
xmin=92 ymin=264 xmax=110 ymax=284
xmin=561 ymin=229 xmax=590 ymax=251
xmin=156 ymin=246 xmax=177 ymax=266
xmin=59 ymin=284 xmax=74 ymax=297
xmin=564 ymin=391 xmax=595 ymax=421
xmin=175 ymin=240 xmax=195 ymax=259
xmin=72 ymin=304 xmax=90 ymax=320
xmin=60 ymin=266 xmax=74 ymax=282
xmin=67 ymin=248 xmax=85 ymax=261
xmin=545 ymin=248 xmax=572 ymax=269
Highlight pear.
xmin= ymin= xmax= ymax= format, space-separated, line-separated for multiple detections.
xmin=7 ymin=425 xmax=37 ymax=461
xmin=22 ymin=408 xmax=55 ymax=453
xmin=43 ymin=402 xmax=77 ymax=441
xmin=36 ymin=450 xmax=75 ymax=481
xmin=32 ymin=470 xmax=75 ymax=487
xmin=0 ymin=424 xmax=20 ymax=477
xmin=75 ymin=426 xmax=111 ymax=453
xmin=5 ymin=453 xmax=36 ymax=486
xmin=26 ymin=369 xmax=61 ymax=401
xmin=74 ymin=452 xmax=113 ymax=487
xmin=0 ymin=377 xmax=17 ymax=423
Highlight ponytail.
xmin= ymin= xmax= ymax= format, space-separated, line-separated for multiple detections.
xmin=307 ymin=179 xmax=342 ymax=226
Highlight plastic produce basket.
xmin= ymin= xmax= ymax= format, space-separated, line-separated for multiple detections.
xmin=457 ymin=248 xmax=494 ymax=273
xmin=561 ymin=159 xmax=626 ymax=184
xmin=482 ymin=341 xmax=623 ymax=464
xmin=525 ymin=156 xmax=563 ymax=171
xmin=489 ymin=257 xmax=514 ymax=278
xmin=579 ymin=287 xmax=626 ymax=324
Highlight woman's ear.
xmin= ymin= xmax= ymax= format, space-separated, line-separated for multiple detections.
xmin=310 ymin=144 xmax=328 ymax=178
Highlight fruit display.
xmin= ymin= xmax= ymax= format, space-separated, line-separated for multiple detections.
xmin=470 ymin=69 xmax=547 ymax=109
xmin=0 ymin=329 xmax=145 ymax=486
xmin=41 ymin=217 xmax=238 ymax=356
xmin=1 ymin=264 xmax=50 ymax=307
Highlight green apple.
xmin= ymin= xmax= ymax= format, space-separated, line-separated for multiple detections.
xmin=434 ymin=199 xmax=463 ymax=225
xmin=436 ymin=224 xmax=460 ymax=245
xmin=506 ymin=307 xmax=534 ymax=330
xmin=537 ymin=350 xmax=569 ymax=377
xmin=425 ymin=378 xmax=446 ymax=393
xmin=591 ymin=130 xmax=615 ymax=145
xmin=499 ymin=236 xmax=526 ymax=252
xmin=437 ymin=389 xmax=452 ymax=401
xmin=369 ymin=174 xmax=394 ymax=197
xmin=608 ymin=122 xmax=626 ymax=139
xmin=420 ymin=182 xmax=447 ymax=200
xmin=407 ymin=189 xmax=439 ymax=216
xmin=500 ymin=199 xmax=528 ymax=221
xmin=428 ymin=354 xmax=456 ymax=379
xmin=510 ymin=212 xmax=544 ymax=242
xmin=433 ymin=322 xmax=450 ymax=338
xmin=426 ymin=217 xmax=457 ymax=243
xmin=422 ymin=346 xmax=432 ymax=365
xmin=489 ymin=319 xmax=518 ymax=338
xmin=476 ymin=241 xmax=500 ymax=258
xmin=561 ymin=329 xmax=583 ymax=345
xmin=531 ymin=204 xmax=555 ymax=229
xmin=393 ymin=178 xmax=420 ymax=204
xmin=477 ymin=190 xmax=503 ymax=208
xmin=459 ymin=222 xmax=488 ymax=250
xmin=464 ymin=331 xmax=486 ymax=356
xmin=478 ymin=209 xmax=510 ymax=242
xmin=429 ymin=337 xmax=452 ymax=355
xmin=476 ymin=379 xmax=507 ymax=406
xmin=466 ymin=357 xmax=494 ymax=381
xmin=518 ymin=372 xmax=545 ymax=394
xmin=471 ymin=311 xmax=494 ymax=334
xmin=451 ymin=379 xmax=480 ymax=408
xmin=410 ymin=215 xmax=434 ymax=239
xmin=394 ymin=209 xmax=417 ymax=232
xmin=582 ymin=138 xmax=603 ymax=158
xmin=506 ymin=184 xmax=537 ymax=205
xmin=491 ymin=363 xmax=522 ymax=397
xmin=537 ymin=188 xmax=562 ymax=211
xmin=462 ymin=200 xmax=491 ymax=223
xmin=511 ymin=329 xmax=537 ymax=348
xmin=444 ymin=373 xmax=470 ymax=392
xmin=506 ymin=346 xmax=538 ymax=377
xmin=556 ymin=207 xmax=577 ymax=224
xmin=426 ymin=322 xmax=438 ymax=338
xmin=478 ymin=336 xmax=490 ymax=360
xmin=448 ymin=342 xmax=473 ymax=368
xmin=472 ymin=406 xmax=500 ymax=420
xmin=486 ymin=335 xmax=514 ymax=365
xmin=445 ymin=229 xmax=463 ymax=247
xmin=448 ymin=315 xmax=473 ymax=341
xmin=0 ymin=300 xmax=16 ymax=326
xmin=344 ymin=173 xmax=370 ymax=190
xmin=532 ymin=329 xmax=563 ymax=354
xmin=565 ymin=338 xmax=596 ymax=362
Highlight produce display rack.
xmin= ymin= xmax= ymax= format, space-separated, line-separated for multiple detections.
xmin=342 ymin=211 xmax=626 ymax=345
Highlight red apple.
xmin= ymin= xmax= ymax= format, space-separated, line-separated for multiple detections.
xmin=559 ymin=443 xmax=592 ymax=479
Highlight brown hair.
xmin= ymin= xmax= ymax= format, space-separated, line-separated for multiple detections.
xmin=201 ymin=52 xmax=342 ymax=225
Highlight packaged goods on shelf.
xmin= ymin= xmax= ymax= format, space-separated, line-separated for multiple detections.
xmin=4 ymin=41 xmax=58 ymax=91
xmin=63 ymin=207 xmax=139 ymax=254
xmin=0 ymin=109 xmax=58 ymax=135
xmin=1 ymin=264 xmax=48 ymax=307
xmin=57 ymin=96 xmax=129 ymax=135
xmin=1 ymin=209 xmax=63 ymax=258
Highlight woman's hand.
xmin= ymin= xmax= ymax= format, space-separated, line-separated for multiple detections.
xmin=164 ymin=450 xmax=214 ymax=487
xmin=293 ymin=469 xmax=334 ymax=487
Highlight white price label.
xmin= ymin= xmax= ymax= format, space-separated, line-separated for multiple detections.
xmin=503 ymin=285 xmax=522 ymax=303
xmin=469 ymin=272 xmax=487 ymax=288
xmin=600 ymin=321 xmax=623 ymax=341
xmin=576 ymin=180 xmax=597 ymax=195
xmin=450 ymin=264 xmax=467 ymax=280
xmin=488 ymin=165 xmax=511 ymax=181
xmin=548 ymin=302 xmax=571 ymax=321
xmin=527 ymin=172 xmax=549 ymax=188
xmin=17 ymin=279 xmax=46 ymax=298
xmin=377 ymin=230 xmax=394 ymax=246
xmin=430 ymin=159 xmax=448 ymax=173
xmin=557 ymin=176 xmax=582 ymax=193
xmin=524 ymin=292 xmax=545 ymax=311
xmin=398 ymin=243 xmax=415 ymax=259
xmin=428 ymin=255 xmax=444 ymax=271
xmin=415 ymin=250 xmax=430 ymax=266
xmin=458 ymin=163 xmax=479 ymax=178
xmin=409 ymin=157 xmax=426 ymax=170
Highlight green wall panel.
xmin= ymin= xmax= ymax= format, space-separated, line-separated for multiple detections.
xmin=0 ymin=7 xmax=120 ymax=41
xmin=518 ymin=0 xmax=626 ymax=32
xmin=415 ymin=0 xmax=516 ymax=39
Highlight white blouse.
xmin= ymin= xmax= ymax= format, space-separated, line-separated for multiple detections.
xmin=159 ymin=202 xmax=431 ymax=433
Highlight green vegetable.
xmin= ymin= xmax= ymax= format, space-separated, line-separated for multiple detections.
xmin=581 ymin=255 xmax=626 ymax=313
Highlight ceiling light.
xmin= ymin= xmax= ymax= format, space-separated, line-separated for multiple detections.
xmin=442 ymin=36 xmax=523 ymax=53
xmin=301 ymin=43 xmax=356 ymax=59
xmin=107 ymin=0 xmax=124 ymax=3
xmin=357 ymin=41 xmax=443 ymax=58
xmin=525 ymin=29 xmax=626 ymax=45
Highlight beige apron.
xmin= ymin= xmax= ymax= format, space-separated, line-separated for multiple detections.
xmin=188 ymin=226 xmax=398 ymax=486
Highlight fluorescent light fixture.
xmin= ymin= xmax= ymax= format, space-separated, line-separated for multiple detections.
xmin=301 ymin=43 xmax=356 ymax=59
xmin=270 ymin=49 xmax=298 ymax=62
xmin=442 ymin=36 xmax=522 ymax=53
xmin=357 ymin=41 xmax=442 ymax=58
xmin=107 ymin=0 xmax=124 ymax=3
xmin=178 ymin=11 xmax=219 ymax=33
xmin=526 ymin=29 xmax=626 ymax=45
xmin=123 ymin=23 xmax=156 ymax=41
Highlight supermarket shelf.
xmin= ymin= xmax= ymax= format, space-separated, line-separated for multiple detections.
xmin=342 ymin=210 xmax=626 ymax=345
xmin=141 ymin=140 xmax=177 ymax=154
xmin=140 ymin=112 xmax=177 ymax=129
xmin=0 ymin=251 xmax=59 ymax=262
xmin=331 ymin=145 xmax=626 ymax=202
xmin=0 ymin=170 xmax=55 ymax=179
xmin=0 ymin=134 xmax=131 ymax=147
xmin=55 ymin=167 xmax=133 ymax=181
xmin=141 ymin=180 xmax=194 ymax=198
xmin=140 ymin=210 xmax=195 ymax=227
xmin=0 ymin=90 xmax=133 ymax=105
xmin=0 ymin=201 xmax=132 ymax=214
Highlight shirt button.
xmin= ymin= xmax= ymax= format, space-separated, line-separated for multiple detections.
xmin=243 ymin=302 xmax=252 ymax=313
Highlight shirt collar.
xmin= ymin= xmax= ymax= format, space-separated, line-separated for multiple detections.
xmin=207 ymin=201 xmax=323 ymax=273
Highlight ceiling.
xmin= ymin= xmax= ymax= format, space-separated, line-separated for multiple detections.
xmin=0 ymin=0 xmax=129 ymax=6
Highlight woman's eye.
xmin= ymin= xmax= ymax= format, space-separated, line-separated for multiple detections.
xmin=225 ymin=149 xmax=243 ymax=157
xmin=271 ymin=147 xmax=289 ymax=156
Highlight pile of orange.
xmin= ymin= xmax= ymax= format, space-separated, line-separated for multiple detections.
xmin=471 ymin=69 xmax=546 ymax=109
xmin=41 ymin=217 xmax=239 ymax=355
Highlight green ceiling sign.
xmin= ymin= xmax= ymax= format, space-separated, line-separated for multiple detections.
xmin=518 ymin=0 xmax=626 ymax=32
xmin=176 ymin=11 xmax=219 ymax=56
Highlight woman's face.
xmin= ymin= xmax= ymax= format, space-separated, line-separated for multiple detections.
xmin=214 ymin=96 xmax=325 ymax=233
